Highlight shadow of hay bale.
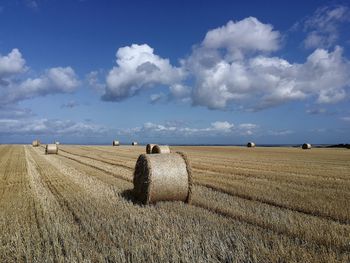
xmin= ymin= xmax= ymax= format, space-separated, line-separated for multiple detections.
xmin=120 ymin=189 xmax=143 ymax=205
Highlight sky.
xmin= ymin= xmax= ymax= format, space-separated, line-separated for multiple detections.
xmin=0 ymin=0 xmax=350 ymax=145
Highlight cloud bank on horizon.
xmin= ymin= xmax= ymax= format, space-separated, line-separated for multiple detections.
xmin=0 ymin=2 xmax=349 ymax=143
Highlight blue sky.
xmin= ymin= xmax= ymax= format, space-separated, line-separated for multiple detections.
xmin=0 ymin=0 xmax=349 ymax=145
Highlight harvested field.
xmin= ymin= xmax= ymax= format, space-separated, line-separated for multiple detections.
xmin=0 ymin=144 xmax=349 ymax=262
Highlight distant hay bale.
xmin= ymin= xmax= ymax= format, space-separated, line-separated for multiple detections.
xmin=152 ymin=145 xmax=171 ymax=154
xmin=302 ymin=143 xmax=312 ymax=149
xmin=112 ymin=140 xmax=120 ymax=146
xmin=146 ymin=144 xmax=156 ymax=154
xmin=45 ymin=144 xmax=58 ymax=154
xmin=132 ymin=142 xmax=138 ymax=146
xmin=133 ymin=152 xmax=192 ymax=204
xmin=32 ymin=140 xmax=40 ymax=147
xmin=247 ymin=142 xmax=256 ymax=148
xmin=55 ymin=141 xmax=60 ymax=145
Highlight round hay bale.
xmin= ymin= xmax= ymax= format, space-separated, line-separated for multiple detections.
xmin=132 ymin=141 xmax=138 ymax=146
xmin=112 ymin=140 xmax=120 ymax=146
xmin=152 ymin=145 xmax=171 ymax=154
xmin=247 ymin=142 xmax=256 ymax=148
xmin=32 ymin=140 xmax=39 ymax=147
xmin=45 ymin=144 xmax=58 ymax=154
xmin=302 ymin=143 xmax=312 ymax=149
xmin=55 ymin=141 xmax=60 ymax=145
xmin=146 ymin=144 xmax=156 ymax=154
xmin=133 ymin=152 xmax=192 ymax=204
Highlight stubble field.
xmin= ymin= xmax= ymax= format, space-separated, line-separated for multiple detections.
xmin=0 ymin=144 xmax=349 ymax=262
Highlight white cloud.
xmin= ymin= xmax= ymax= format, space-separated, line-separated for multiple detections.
xmin=96 ymin=15 xmax=350 ymax=111
xmin=102 ymin=44 xmax=184 ymax=101
xmin=118 ymin=120 xmax=258 ymax=137
xmin=188 ymin=41 xmax=350 ymax=110
xmin=211 ymin=121 xmax=234 ymax=132
xmin=0 ymin=118 xmax=107 ymax=136
xmin=1 ymin=66 xmax=80 ymax=104
xmin=0 ymin=49 xmax=26 ymax=77
xmin=202 ymin=17 xmax=280 ymax=59
xmin=303 ymin=5 xmax=350 ymax=49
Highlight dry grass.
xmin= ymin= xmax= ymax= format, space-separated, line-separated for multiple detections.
xmin=0 ymin=144 xmax=349 ymax=262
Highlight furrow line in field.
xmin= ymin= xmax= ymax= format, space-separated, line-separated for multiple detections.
xmin=58 ymin=152 xmax=133 ymax=184
xmin=27 ymin=147 xmax=106 ymax=254
xmin=192 ymin=167 xmax=350 ymax=193
xmin=190 ymin=198 xmax=350 ymax=253
xmin=59 ymin=148 xmax=134 ymax=171
xmin=195 ymin=181 xmax=350 ymax=225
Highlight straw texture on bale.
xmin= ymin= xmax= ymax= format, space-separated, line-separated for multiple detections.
xmin=152 ymin=145 xmax=171 ymax=154
xmin=112 ymin=140 xmax=120 ymax=146
xmin=247 ymin=142 xmax=256 ymax=148
xmin=132 ymin=142 xmax=138 ymax=146
xmin=133 ymin=152 xmax=192 ymax=204
xmin=302 ymin=143 xmax=312 ymax=149
xmin=45 ymin=144 xmax=58 ymax=154
xmin=146 ymin=144 xmax=156 ymax=154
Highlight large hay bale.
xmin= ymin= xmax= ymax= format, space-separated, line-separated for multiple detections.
xmin=247 ymin=142 xmax=256 ymax=148
xmin=146 ymin=144 xmax=156 ymax=154
xmin=133 ymin=152 xmax=192 ymax=204
xmin=112 ymin=140 xmax=120 ymax=146
xmin=132 ymin=141 xmax=138 ymax=146
xmin=45 ymin=144 xmax=58 ymax=154
xmin=152 ymin=145 xmax=171 ymax=154
xmin=302 ymin=143 xmax=312 ymax=149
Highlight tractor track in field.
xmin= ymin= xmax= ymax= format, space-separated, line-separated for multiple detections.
xmin=57 ymin=151 xmax=133 ymax=183
xmin=59 ymin=148 xmax=134 ymax=171
xmin=27 ymin=147 xmax=107 ymax=254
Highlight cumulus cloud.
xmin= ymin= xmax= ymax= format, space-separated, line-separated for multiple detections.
xmin=1 ymin=66 xmax=80 ymax=104
xmin=188 ymin=35 xmax=350 ymax=110
xmin=202 ymin=17 xmax=280 ymax=59
xmin=303 ymin=5 xmax=350 ymax=49
xmin=0 ymin=118 xmax=107 ymax=136
xmin=97 ymin=14 xmax=350 ymax=111
xmin=102 ymin=44 xmax=184 ymax=101
xmin=0 ymin=49 xmax=26 ymax=77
